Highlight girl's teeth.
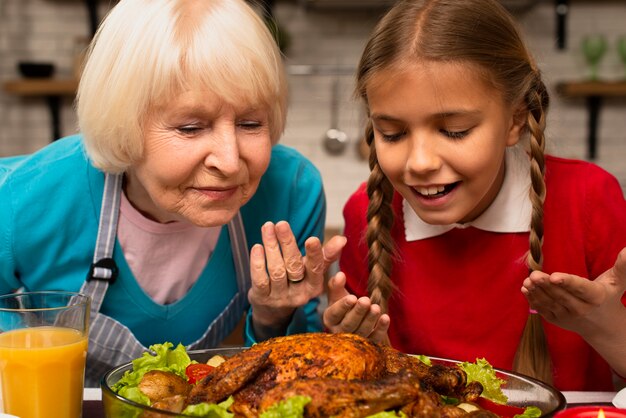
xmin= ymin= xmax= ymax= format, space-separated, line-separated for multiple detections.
xmin=417 ymin=186 xmax=445 ymax=196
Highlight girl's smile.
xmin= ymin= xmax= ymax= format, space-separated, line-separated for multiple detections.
xmin=411 ymin=182 xmax=459 ymax=198
xmin=409 ymin=182 xmax=460 ymax=210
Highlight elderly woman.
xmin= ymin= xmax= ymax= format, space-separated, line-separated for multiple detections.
xmin=0 ymin=0 xmax=344 ymax=386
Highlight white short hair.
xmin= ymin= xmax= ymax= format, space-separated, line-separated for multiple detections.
xmin=77 ymin=0 xmax=287 ymax=173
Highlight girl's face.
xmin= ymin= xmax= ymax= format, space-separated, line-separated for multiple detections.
xmin=367 ymin=61 xmax=525 ymax=225
xmin=124 ymin=89 xmax=272 ymax=226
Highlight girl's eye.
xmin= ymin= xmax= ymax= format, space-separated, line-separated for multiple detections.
xmin=441 ymin=129 xmax=470 ymax=140
xmin=376 ymin=129 xmax=406 ymax=143
xmin=381 ymin=132 xmax=404 ymax=142
xmin=373 ymin=121 xmax=407 ymax=143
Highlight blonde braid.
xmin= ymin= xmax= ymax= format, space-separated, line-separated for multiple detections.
xmin=512 ymin=74 xmax=553 ymax=384
xmin=365 ymin=121 xmax=396 ymax=314
xmin=527 ymin=80 xmax=547 ymax=271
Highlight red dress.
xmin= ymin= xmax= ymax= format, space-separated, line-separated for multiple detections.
xmin=340 ymin=155 xmax=626 ymax=391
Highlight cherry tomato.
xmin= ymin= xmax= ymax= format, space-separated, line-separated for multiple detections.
xmin=185 ymin=363 xmax=215 ymax=384
xmin=475 ymin=397 xmax=526 ymax=418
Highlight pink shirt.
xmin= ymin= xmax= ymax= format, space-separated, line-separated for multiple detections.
xmin=118 ymin=192 xmax=220 ymax=305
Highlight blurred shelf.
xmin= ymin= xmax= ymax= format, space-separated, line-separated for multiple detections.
xmin=3 ymin=78 xmax=79 ymax=142
xmin=3 ymin=78 xmax=78 ymax=96
xmin=556 ymin=80 xmax=626 ymax=97
xmin=556 ymin=80 xmax=626 ymax=160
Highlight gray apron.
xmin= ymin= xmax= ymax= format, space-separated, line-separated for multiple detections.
xmin=80 ymin=173 xmax=251 ymax=387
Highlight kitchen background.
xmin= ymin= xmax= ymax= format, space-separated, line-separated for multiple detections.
xmin=1 ymin=0 xmax=625 ymax=232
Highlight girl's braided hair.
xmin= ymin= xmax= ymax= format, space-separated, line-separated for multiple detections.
xmin=355 ymin=0 xmax=552 ymax=383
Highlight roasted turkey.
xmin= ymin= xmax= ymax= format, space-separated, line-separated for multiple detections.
xmin=182 ymin=332 xmax=484 ymax=417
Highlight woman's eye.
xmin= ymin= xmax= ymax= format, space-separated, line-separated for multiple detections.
xmin=237 ymin=120 xmax=263 ymax=130
xmin=177 ymin=125 xmax=202 ymax=135
xmin=441 ymin=129 xmax=470 ymax=140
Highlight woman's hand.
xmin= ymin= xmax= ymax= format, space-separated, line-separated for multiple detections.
xmin=521 ymin=247 xmax=626 ymax=376
xmin=248 ymin=221 xmax=346 ymax=340
xmin=323 ymin=271 xmax=390 ymax=344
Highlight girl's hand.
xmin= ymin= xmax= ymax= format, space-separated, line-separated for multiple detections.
xmin=248 ymin=221 xmax=346 ymax=340
xmin=323 ymin=271 xmax=390 ymax=344
xmin=521 ymin=247 xmax=626 ymax=333
xmin=521 ymin=247 xmax=626 ymax=376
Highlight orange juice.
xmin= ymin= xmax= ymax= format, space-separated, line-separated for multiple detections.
xmin=0 ymin=326 xmax=88 ymax=418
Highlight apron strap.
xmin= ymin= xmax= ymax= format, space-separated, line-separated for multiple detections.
xmin=81 ymin=172 xmax=123 ymax=323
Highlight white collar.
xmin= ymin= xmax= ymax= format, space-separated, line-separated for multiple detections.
xmin=404 ymin=146 xmax=532 ymax=241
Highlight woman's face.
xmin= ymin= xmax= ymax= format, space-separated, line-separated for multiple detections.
xmin=367 ymin=61 xmax=525 ymax=225
xmin=125 ymin=89 xmax=272 ymax=226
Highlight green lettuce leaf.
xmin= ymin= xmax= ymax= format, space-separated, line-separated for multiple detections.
xmin=112 ymin=342 xmax=193 ymax=393
xmin=459 ymin=358 xmax=508 ymax=404
xmin=259 ymin=396 xmax=311 ymax=418
xmin=182 ymin=397 xmax=235 ymax=417
xmin=515 ymin=406 xmax=543 ymax=418
xmin=415 ymin=354 xmax=432 ymax=366
xmin=111 ymin=342 xmax=234 ymax=418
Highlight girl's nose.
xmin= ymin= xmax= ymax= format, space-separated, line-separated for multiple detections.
xmin=203 ymin=127 xmax=240 ymax=175
xmin=405 ymin=133 xmax=442 ymax=175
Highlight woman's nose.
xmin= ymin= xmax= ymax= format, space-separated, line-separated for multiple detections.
xmin=405 ymin=133 xmax=442 ymax=175
xmin=203 ymin=127 xmax=240 ymax=175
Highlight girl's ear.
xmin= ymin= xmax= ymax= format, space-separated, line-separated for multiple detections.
xmin=506 ymin=105 xmax=528 ymax=147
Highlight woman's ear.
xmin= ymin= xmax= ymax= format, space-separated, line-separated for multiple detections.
xmin=506 ymin=105 xmax=528 ymax=146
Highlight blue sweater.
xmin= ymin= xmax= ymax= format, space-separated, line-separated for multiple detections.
xmin=0 ymin=135 xmax=325 ymax=346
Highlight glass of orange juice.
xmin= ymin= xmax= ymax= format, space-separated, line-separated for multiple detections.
xmin=0 ymin=291 xmax=90 ymax=418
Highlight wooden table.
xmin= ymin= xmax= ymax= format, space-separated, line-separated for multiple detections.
xmin=556 ymin=80 xmax=626 ymax=160
xmin=2 ymin=78 xmax=79 ymax=142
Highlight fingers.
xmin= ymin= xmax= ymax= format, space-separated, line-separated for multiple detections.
xmin=327 ymin=272 xmax=349 ymax=306
xmin=250 ymin=244 xmax=270 ymax=297
xmin=299 ymin=234 xmax=347 ymax=291
xmin=260 ymin=221 xmax=307 ymax=289
xmin=610 ymin=247 xmax=626 ymax=291
xmin=521 ymin=249 xmax=626 ymax=336
xmin=522 ymin=270 xmax=598 ymax=321
xmin=552 ymin=272 xmax=603 ymax=303
xmin=526 ymin=271 xmax=593 ymax=301
xmin=323 ymin=294 xmax=386 ymax=339
xmin=275 ymin=221 xmax=306 ymax=283
xmin=356 ymin=302 xmax=383 ymax=334
xmin=303 ymin=236 xmax=325 ymax=289
xmin=322 ymin=235 xmax=347 ymax=267
xmin=254 ymin=221 xmax=348 ymax=303
xmin=323 ymin=294 xmax=358 ymax=328
xmin=368 ymin=314 xmax=391 ymax=345
xmin=328 ymin=295 xmax=372 ymax=337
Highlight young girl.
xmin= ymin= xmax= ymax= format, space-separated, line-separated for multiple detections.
xmin=323 ymin=0 xmax=626 ymax=391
